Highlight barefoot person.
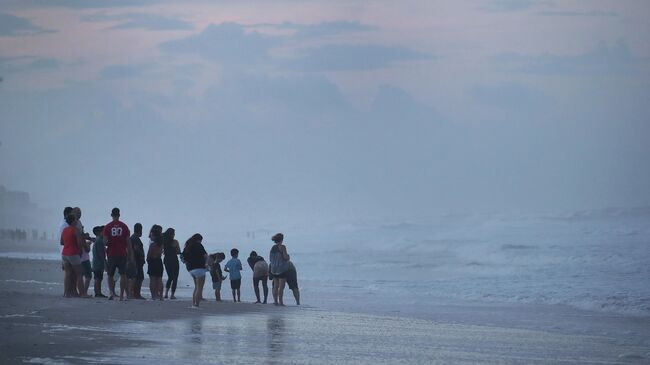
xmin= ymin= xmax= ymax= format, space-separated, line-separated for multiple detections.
xmin=286 ymin=261 xmax=300 ymax=305
xmin=183 ymin=234 xmax=208 ymax=308
xmin=163 ymin=228 xmax=180 ymax=299
xmin=269 ymin=233 xmax=290 ymax=306
xmin=147 ymin=225 xmax=164 ymax=300
xmin=91 ymin=226 xmax=107 ymax=298
xmin=103 ymin=208 xmax=132 ymax=301
xmin=130 ymin=223 xmax=146 ymax=299
xmin=247 ymin=251 xmax=269 ymax=304
xmin=61 ymin=213 xmax=86 ymax=297
xmin=209 ymin=252 xmax=226 ymax=302
xmin=225 ymin=248 xmax=243 ymax=303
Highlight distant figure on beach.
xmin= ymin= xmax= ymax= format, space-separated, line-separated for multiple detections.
xmin=60 ymin=213 xmax=86 ymax=297
xmin=209 ymin=252 xmax=226 ymax=302
xmin=147 ymin=225 xmax=164 ymax=300
xmin=103 ymin=208 xmax=132 ymax=301
xmin=225 ymin=248 xmax=243 ymax=303
xmin=73 ymin=208 xmax=92 ymax=297
xmin=163 ymin=228 xmax=180 ymax=299
xmin=269 ymin=233 xmax=290 ymax=306
xmin=183 ymin=233 xmax=208 ymax=308
xmin=91 ymin=226 xmax=107 ymax=298
xmin=247 ymin=251 xmax=269 ymax=304
xmin=128 ymin=223 xmax=146 ymax=300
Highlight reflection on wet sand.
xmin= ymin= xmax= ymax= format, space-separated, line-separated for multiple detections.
xmin=266 ymin=316 xmax=285 ymax=360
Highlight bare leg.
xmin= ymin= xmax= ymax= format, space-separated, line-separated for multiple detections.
xmin=149 ymin=276 xmax=155 ymax=299
xmin=262 ymin=276 xmax=269 ymax=304
xmin=63 ymin=263 xmax=72 ymax=297
xmin=253 ymin=278 xmax=261 ymax=303
xmin=232 ymin=289 xmax=236 ymax=302
xmin=277 ymin=279 xmax=286 ymax=306
xmin=72 ymin=265 xmax=86 ymax=297
xmin=236 ymin=289 xmax=241 ymax=302
xmin=83 ymin=275 xmax=91 ymax=296
xmin=292 ymin=288 xmax=300 ymax=305
xmin=119 ymin=273 xmax=127 ymax=300
xmin=158 ymin=278 xmax=164 ymax=300
xmin=272 ymin=278 xmax=279 ymax=304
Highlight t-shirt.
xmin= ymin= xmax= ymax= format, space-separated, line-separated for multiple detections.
xmin=103 ymin=220 xmax=130 ymax=257
xmin=225 ymin=258 xmax=242 ymax=280
xmin=184 ymin=242 xmax=207 ymax=270
xmin=77 ymin=220 xmax=90 ymax=262
xmin=61 ymin=226 xmax=80 ymax=256
xmin=131 ymin=235 xmax=145 ymax=265
xmin=210 ymin=263 xmax=223 ymax=283
xmin=92 ymin=236 xmax=106 ymax=271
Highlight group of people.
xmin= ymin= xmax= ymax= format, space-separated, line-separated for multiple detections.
xmin=59 ymin=206 xmax=300 ymax=307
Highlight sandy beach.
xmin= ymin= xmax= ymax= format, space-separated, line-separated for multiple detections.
xmin=1 ymin=239 xmax=649 ymax=364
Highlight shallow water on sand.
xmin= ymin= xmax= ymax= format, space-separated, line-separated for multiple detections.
xmin=89 ymin=309 xmax=648 ymax=365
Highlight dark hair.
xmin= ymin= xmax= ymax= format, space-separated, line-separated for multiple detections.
xmin=163 ymin=228 xmax=176 ymax=250
xmin=111 ymin=207 xmax=120 ymax=217
xmin=134 ymin=223 xmax=142 ymax=234
xmin=63 ymin=207 xmax=73 ymax=217
xmin=65 ymin=214 xmax=76 ymax=225
xmin=230 ymin=248 xmax=239 ymax=257
xmin=272 ymin=233 xmax=284 ymax=243
xmin=184 ymin=233 xmax=203 ymax=250
xmin=216 ymin=252 xmax=226 ymax=261
xmin=149 ymin=224 xmax=163 ymax=246
xmin=92 ymin=226 xmax=102 ymax=235
xmin=249 ymin=250 xmax=257 ymax=257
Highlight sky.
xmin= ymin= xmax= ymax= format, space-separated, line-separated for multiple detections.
xmin=1 ymin=0 xmax=649 ymax=239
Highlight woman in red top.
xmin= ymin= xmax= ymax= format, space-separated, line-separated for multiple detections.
xmin=61 ymin=214 xmax=87 ymax=297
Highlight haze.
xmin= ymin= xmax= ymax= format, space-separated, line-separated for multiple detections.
xmin=1 ymin=0 xmax=649 ymax=241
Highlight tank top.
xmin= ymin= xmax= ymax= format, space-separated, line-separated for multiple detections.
xmin=61 ymin=226 xmax=81 ymax=256
xmin=269 ymin=244 xmax=289 ymax=275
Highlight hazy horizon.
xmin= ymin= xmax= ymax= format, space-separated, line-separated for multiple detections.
xmin=1 ymin=0 xmax=649 ymax=240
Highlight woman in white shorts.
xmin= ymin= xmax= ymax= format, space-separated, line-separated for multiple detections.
xmin=182 ymin=234 xmax=208 ymax=307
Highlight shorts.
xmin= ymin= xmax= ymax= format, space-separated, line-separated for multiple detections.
xmin=286 ymin=269 xmax=298 ymax=290
xmin=212 ymin=281 xmax=222 ymax=290
xmin=126 ymin=261 xmax=143 ymax=279
xmin=93 ymin=270 xmax=104 ymax=280
xmin=62 ymin=254 xmax=81 ymax=267
xmin=189 ymin=268 xmax=207 ymax=278
xmin=271 ymin=271 xmax=288 ymax=279
xmin=81 ymin=260 xmax=92 ymax=278
xmin=253 ymin=275 xmax=268 ymax=288
xmin=230 ymin=278 xmax=241 ymax=290
xmin=106 ymin=256 xmax=127 ymax=277
xmin=147 ymin=259 xmax=164 ymax=277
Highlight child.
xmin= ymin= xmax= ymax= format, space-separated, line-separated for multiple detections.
xmin=209 ymin=252 xmax=226 ymax=301
xmin=224 ymin=248 xmax=242 ymax=302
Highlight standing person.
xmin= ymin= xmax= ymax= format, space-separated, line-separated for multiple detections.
xmin=129 ymin=223 xmax=146 ymax=300
xmin=59 ymin=206 xmax=73 ymax=297
xmin=224 ymin=248 xmax=243 ymax=303
xmin=91 ymin=226 xmax=107 ymax=298
xmin=147 ymin=225 xmax=164 ymax=300
xmin=269 ymin=233 xmax=290 ymax=306
xmin=247 ymin=251 xmax=269 ymax=304
xmin=183 ymin=234 xmax=208 ymax=308
xmin=286 ymin=261 xmax=300 ymax=305
xmin=61 ymin=214 xmax=86 ymax=297
xmin=163 ymin=228 xmax=180 ymax=299
xmin=209 ymin=252 xmax=226 ymax=302
xmin=103 ymin=207 xmax=132 ymax=301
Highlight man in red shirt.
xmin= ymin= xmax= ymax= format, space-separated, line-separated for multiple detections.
xmin=103 ymin=207 xmax=133 ymax=301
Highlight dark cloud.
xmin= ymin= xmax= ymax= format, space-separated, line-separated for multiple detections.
xmin=82 ymin=12 xmax=193 ymax=31
xmin=285 ymin=44 xmax=430 ymax=71
xmin=0 ymin=56 xmax=60 ymax=72
xmin=160 ymin=23 xmax=276 ymax=65
xmin=0 ymin=12 xmax=53 ymax=36
xmin=495 ymin=39 xmax=638 ymax=75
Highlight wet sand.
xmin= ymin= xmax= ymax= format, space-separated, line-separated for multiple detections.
xmin=1 ymin=241 xmax=650 ymax=364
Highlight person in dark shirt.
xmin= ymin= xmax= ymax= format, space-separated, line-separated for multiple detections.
xmin=209 ymin=252 xmax=226 ymax=302
xmin=129 ymin=223 xmax=146 ymax=300
xmin=183 ymin=233 xmax=208 ymax=308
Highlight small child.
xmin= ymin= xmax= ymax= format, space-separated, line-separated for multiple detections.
xmin=209 ymin=252 xmax=226 ymax=301
xmin=224 ymin=248 xmax=243 ymax=302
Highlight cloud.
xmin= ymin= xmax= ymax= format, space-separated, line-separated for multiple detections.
xmin=468 ymin=82 xmax=550 ymax=113
xmin=495 ymin=39 xmax=638 ymax=75
xmin=100 ymin=64 xmax=150 ymax=79
xmin=270 ymin=21 xmax=378 ymax=38
xmin=14 ymin=0 xmax=162 ymax=8
xmin=0 ymin=56 xmax=60 ymax=72
xmin=536 ymin=10 xmax=617 ymax=18
xmin=481 ymin=0 xmax=548 ymax=12
xmin=160 ymin=23 xmax=276 ymax=65
xmin=285 ymin=44 xmax=430 ymax=71
xmin=0 ymin=12 xmax=53 ymax=36
xmin=82 ymin=12 xmax=193 ymax=31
